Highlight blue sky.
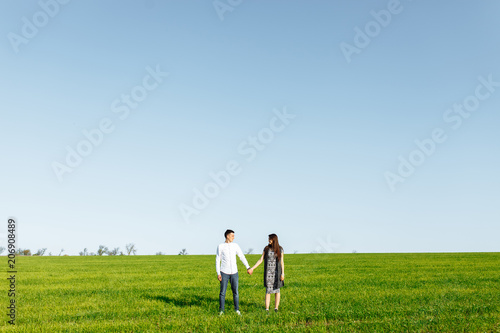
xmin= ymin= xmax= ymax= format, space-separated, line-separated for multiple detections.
xmin=1 ymin=0 xmax=499 ymax=255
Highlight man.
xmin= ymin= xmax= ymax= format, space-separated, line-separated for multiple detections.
xmin=215 ymin=229 xmax=251 ymax=315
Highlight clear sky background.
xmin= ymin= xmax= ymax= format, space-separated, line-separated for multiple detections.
xmin=1 ymin=0 xmax=499 ymax=255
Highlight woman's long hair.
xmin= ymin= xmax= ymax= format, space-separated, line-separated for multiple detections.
xmin=266 ymin=234 xmax=281 ymax=258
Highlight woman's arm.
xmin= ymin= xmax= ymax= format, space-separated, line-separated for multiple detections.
xmin=280 ymin=252 xmax=285 ymax=281
xmin=250 ymin=252 xmax=265 ymax=271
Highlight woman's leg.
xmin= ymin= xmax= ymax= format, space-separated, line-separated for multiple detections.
xmin=265 ymin=293 xmax=271 ymax=310
xmin=275 ymin=292 xmax=281 ymax=309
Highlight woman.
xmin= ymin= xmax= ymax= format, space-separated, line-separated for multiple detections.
xmin=249 ymin=233 xmax=285 ymax=313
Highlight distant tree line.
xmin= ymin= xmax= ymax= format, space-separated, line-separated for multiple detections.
xmin=0 ymin=245 xmax=196 ymax=256
xmin=0 ymin=243 xmax=139 ymax=256
xmin=0 ymin=247 xmax=48 ymax=256
xmin=79 ymin=243 xmax=138 ymax=256
xmin=0 ymin=247 xmax=347 ymax=257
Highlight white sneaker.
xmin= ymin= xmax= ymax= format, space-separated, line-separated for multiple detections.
xmin=236 ymin=310 xmax=241 ymax=315
xmin=219 ymin=311 xmax=224 ymax=316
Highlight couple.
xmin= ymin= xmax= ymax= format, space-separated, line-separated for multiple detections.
xmin=215 ymin=229 xmax=285 ymax=315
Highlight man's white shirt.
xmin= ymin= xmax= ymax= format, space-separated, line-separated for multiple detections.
xmin=216 ymin=242 xmax=250 ymax=275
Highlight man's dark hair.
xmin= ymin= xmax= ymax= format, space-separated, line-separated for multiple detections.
xmin=224 ymin=229 xmax=235 ymax=239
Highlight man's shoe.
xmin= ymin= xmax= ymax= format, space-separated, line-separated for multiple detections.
xmin=219 ymin=311 xmax=224 ymax=316
xmin=235 ymin=310 xmax=241 ymax=315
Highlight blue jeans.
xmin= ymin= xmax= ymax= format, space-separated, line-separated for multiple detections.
xmin=219 ymin=272 xmax=239 ymax=311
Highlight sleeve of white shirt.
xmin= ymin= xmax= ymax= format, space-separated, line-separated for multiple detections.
xmin=236 ymin=244 xmax=250 ymax=269
xmin=215 ymin=245 xmax=221 ymax=275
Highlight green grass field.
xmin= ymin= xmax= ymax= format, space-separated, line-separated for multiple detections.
xmin=2 ymin=253 xmax=499 ymax=332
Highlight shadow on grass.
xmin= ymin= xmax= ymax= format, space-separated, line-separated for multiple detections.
xmin=145 ymin=294 xmax=261 ymax=310
xmin=146 ymin=294 xmax=215 ymax=307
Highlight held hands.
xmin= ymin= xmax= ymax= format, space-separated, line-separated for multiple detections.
xmin=247 ymin=268 xmax=253 ymax=275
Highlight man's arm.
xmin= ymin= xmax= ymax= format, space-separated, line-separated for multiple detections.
xmin=235 ymin=244 xmax=250 ymax=270
xmin=215 ymin=245 xmax=222 ymax=281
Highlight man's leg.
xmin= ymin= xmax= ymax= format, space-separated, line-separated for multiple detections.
xmin=229 ymin=272 xmax=239 ymax=311
xmin=219 ymin=272 xmax=230 ymax=312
